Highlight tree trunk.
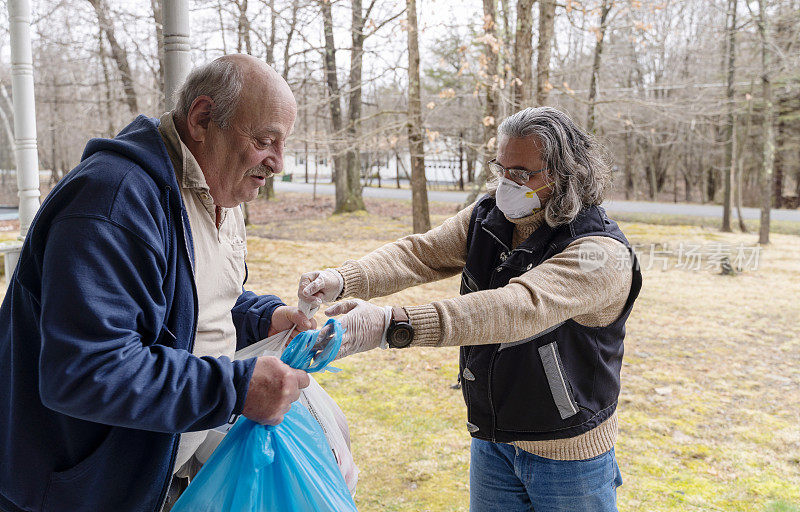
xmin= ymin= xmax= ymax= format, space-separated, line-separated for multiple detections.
xmin=265 ymin=0 xmax=276 ymax=64
xmin=458 ymin=133 xmax=465 ymax=191
xmin=303 ymin=100 xmax=309 ymax=183
xmin=699 ymin=153 xmax=708 ymax=204
xmin=262 ymin=0 xmax=277 ymax=200
xmin=586 ymin=0 xmax=612 ymax=133
xmin=283 ymin=0 xmax=299 ymax=80
xmin=394 ymin=151 xmax=405 ymax=188
xmin=151 ymin=0 xmax=165 ymax=112
xmin=406 ymin=0 xmax=430 ymax=233
xmin=706 ymin=164 xmax=717 ymax=203
xmin=774 ymin=92 xmax=788 ymax=209
xmin=342 ymin=0 xmax=368 ymax=212
xmin=733 ymin=112 xmax=747 ymax=232
xmin=499 ymin=0 xmax=513 ymax=117
xmin=321 ymin=0 xmax=348 ymax=213
xmin=754 ymin=0 xmax=773 ymax=244
xmin=467 ymin=144 xmax=475 ymax=183
xmin=463 ymin=0 xmax=500 ymax=207
xmin=87 ymin=0 xmax=138 ymax=115
xmin=98 ymin=27 xmax=115 ymax=137
xmin=238 ymin=0 xmax=252 ymax=231
xmin=217 ymin=0 xmax=228 ymax=53
xmin=535 ymin=0 xmax=556 ymax=106
xmin=0 ymin=85 xmax=15 ymax=170
xmin=624 ymin=125 xmax=634 ymax=199
xmin=237 ymin=0 xmax=252 ymax=55
xmin=721 ymin=0 xmax=736 ymax=232
xmin=511 ymin=0 xmax=534 ymax=109
xmin=647 ymin=164 xmax=656 ymax=200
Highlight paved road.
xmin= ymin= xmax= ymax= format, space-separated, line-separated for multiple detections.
xmin=0 ymin=207 xmax=18 ymax=221
xmin=3 ymin=184 xmax=799 ymax=223
xmin=275 ymin=182 xmax=800 ymax=223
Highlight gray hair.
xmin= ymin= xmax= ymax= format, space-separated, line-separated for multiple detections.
xmin=174 ymin=58 xmax=244 ymax=129
xmin=496 ymin=107 xmax=612 ymax=226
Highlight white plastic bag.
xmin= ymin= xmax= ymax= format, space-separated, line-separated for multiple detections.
xmin=299 ymin=376 xmax=359 ymax=495
xmin=228 ymin=329 xmax=359 ymax=495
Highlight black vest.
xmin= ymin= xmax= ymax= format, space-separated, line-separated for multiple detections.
xmin=459 ymin=195 xmax=642 ymax=443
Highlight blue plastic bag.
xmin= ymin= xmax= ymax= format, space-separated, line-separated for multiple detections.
xmin=172 ymin=319 xmax=357 ymax=512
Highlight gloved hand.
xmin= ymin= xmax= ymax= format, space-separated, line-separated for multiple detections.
xmin=298 ymin=269 xmax=344 ymax=310
xmin=324 ymin=299 xmax=393 ymax=359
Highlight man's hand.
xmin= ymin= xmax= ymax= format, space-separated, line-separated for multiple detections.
xmin=241 ymin=356 xmax=310 ymax=425
xmin=325 ymin=299 xmax=392 ymax=359
xmin=268 ymin=305 xmax=317 ymax=338
xmin=298 ymin=269 xmax=344 ymax=310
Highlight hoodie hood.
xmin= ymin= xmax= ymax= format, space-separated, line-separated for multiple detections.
xmin=81 ymin=115 xmax=178 ymax=190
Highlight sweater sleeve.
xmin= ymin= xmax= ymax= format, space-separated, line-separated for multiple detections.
xmin=406 ymin=236 xmax=634 ymax=347
xmin=336 ymin=202 xmax=475 ymax=299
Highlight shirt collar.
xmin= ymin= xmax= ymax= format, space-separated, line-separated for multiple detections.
xmin=158 ymin=111 xmax=211 ymax=192
xmin=158 ymin=111 xmax=227 ymax=222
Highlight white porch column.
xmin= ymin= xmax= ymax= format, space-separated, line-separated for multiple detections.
xmin=163 ymin=0 xmax=191 ymax=110
xmin=5 ymin=0 xmax=40 ymax=281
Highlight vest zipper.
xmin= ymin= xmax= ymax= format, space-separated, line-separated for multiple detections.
xmin=487 ymin=347 xmax=499 ymax=442
xmin=480 ymin=224 xmax=510 ymax=253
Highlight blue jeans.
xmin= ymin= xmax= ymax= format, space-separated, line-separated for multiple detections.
xmin=469 ymin=438 xmax=622 ymax=512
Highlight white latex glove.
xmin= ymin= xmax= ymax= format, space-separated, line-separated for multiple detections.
xmin=298 ymin=269 xmax=344 ymax=310
xmin=324 ymin=299 xmax=393 ymax=359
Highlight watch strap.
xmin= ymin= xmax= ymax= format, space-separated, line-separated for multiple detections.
xmin=392 ymin=306 xmax=409 ymax=323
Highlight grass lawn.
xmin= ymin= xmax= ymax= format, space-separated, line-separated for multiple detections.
xmin=1 ymin=195 xmax=798 ymax=511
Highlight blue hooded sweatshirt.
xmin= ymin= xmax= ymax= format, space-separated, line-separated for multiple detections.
xmin=0 ymin=116 xmax=285 ymax=512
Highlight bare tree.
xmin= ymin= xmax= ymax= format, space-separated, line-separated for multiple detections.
xmin=750 ymin=0 xmax=774 ymax=244
xmin=87 ymin=0 xmax=138 ymax=115
xmin=406 ymin=0 xmax=430 ymax=232
xmin=721 ymin=0 xmax=736 ymax=232
xmin=342 ymin=0 xmax=371 ymax=213
xmin=98 ymin=27 xmax=115 ymax=137
xmin=262 ymin=0 xmax=278 ymax=200
xmin=586 ymin=0 xmax=612 ymax=133
xmin=151 ymin=0 xmax=165 ymax=112
xmin=320 ymin=0 xmax=349 ymax=213
xmin=535 ymin=0 xmax=555 ymax=106
xmin=282 ymin=0 xmax=300 ymax=80
xmin=511 ymin=0 xmax=534 ymax=109
xmin=463 ymin=0 xmax=501 ymax=207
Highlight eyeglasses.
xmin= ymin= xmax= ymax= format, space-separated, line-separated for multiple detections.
xmin=488 ymin=159 xmax=547 ymax=183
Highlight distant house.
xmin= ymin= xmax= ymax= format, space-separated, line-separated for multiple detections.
xmin=285 ymin=137 xmax=477 ymax=186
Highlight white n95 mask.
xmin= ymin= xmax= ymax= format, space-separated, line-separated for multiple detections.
xmin=495 ymin=177 xmax=552 ymax=219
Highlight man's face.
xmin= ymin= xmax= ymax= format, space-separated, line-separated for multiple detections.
xmin=203 ymin=90 xmax=297 ymax=208
xmin=495 ymin=135 xmax=554 ymax=204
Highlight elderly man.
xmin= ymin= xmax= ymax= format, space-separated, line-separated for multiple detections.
xmin=0 ymin=55 xmax=311 ymax=512
xmin=300 ymin=107 xmax=641 ymax=511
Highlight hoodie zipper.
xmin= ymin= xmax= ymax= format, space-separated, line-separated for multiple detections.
xmin=155 ymin=189 xmax=200 ymax=512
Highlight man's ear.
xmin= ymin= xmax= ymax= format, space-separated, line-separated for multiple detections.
xmin=185 ymin=96 xmax=215 ymax=143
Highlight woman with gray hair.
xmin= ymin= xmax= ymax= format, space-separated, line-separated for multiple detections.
xmin=299 ymin=106 xmax=642 ymax=511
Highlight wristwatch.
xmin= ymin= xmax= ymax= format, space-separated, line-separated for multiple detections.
xmin=386 ymin=307 xmax=414 ymax=348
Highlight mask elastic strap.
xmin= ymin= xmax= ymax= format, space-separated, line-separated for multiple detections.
xmin=530 ymin=182 xmax=553 ymax=194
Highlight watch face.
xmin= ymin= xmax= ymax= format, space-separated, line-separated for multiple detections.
xmin=390 ymin=324 xmax=414 ymax=348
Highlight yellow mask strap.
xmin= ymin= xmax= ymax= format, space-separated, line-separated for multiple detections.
xmin=530 ymin=182 xmax=553 ymax=194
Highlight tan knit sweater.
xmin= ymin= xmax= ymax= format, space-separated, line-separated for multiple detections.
xmin=336 ymin=202 xmax=632 ymax=460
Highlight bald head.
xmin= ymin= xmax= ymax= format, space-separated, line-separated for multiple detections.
xmin=219 ymin=54 xmax=296 ymax=122
xmin=174 ymin=54 xmax=296 ymax=130
xmin=173 ymin=55 xmax=298 ymax=208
